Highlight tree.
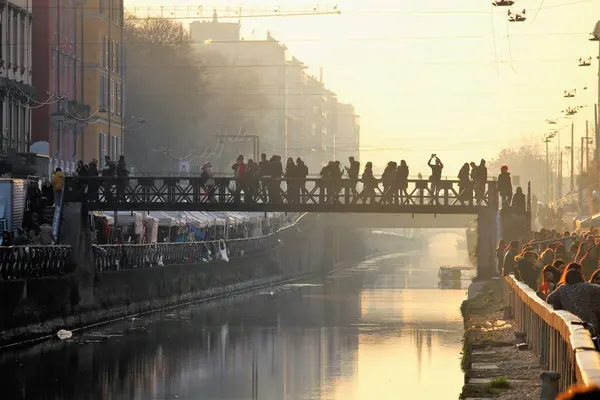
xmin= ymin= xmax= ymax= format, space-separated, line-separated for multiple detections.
xmin=122 ymin=16 xmax=267 ymax=173
xmin=488 ymin=146 xmax=547 ymax=199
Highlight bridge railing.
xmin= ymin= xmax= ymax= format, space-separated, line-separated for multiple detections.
xmin=63 ymin=176 xmax=499 ymax=211
xmin=0 ymin=214 xmax=310 ymax=278
xmin=93 ymin=213 xmax=310 ymax=271
xmin=0 ymin=245 xmax=75 ymax=280
xmin=503 ymin=275 xmax=600 ymax=391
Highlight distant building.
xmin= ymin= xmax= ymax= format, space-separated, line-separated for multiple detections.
xmin=191 ymin=18 xmax=287 ymax=159
xmin=335 ymin=103 xmax=360 ymax=162
xmin=190 ymin=13 xmax=359 ymax=173
xmin=81 ymin=0 xmax=123 ymax=167
xmin=32 ymin=0 xmax=91 ymax=174
xmin=0 ymin=0 xmax=34 ymax=158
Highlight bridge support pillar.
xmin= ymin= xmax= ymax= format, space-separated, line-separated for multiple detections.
xmin=61 ymin=203 xmax=96 ymax=306
xmin=476 ymin=210 xmax=497 ymax=280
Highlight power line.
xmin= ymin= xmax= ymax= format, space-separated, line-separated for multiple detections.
xmin=116 ymin=57 xmax=598 ymax=68
xmin=6 ymin=31 xmax=589 ymax=47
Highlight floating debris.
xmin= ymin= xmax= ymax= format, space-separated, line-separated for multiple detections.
xmin=56 ymin=329 xmax=72 ymax=340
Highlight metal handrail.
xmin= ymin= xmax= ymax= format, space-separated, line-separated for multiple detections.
xmin=503 ymin=275 xmax=600 ymax=390
xmin=0 ymin=245 xmax=74 ymax=279
xmin=0 ymin=214 xmax=308 ymax=278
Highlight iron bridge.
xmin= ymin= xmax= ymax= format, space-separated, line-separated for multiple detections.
xmin=62 ymin=176 xmax=499 ymax=214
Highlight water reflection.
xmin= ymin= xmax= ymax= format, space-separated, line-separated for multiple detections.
xmin=0 ymin=234 xmax=469 ymax=400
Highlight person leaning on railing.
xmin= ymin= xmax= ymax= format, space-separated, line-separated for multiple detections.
xmin=547 ymin=267 xmax=600 ymax=328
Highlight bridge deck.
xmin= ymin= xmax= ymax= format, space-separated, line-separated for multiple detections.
xmin=63 ymin=176 xmax=499 ymax=214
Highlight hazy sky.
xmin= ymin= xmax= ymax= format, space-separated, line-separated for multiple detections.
xmin=126 ymin=0 xmax=600 ymax=174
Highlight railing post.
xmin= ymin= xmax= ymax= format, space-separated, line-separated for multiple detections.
xmin=540 ymin=371 xmax=560 ymax=400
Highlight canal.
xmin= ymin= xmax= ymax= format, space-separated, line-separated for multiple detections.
xmin=0 ymin=233 xmax=471 ymax=399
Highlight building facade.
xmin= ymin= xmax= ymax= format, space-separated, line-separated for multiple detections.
xmin=190 ymin=14 xmax=359 ymax=173
xmin=335 ymin=103 xmax=360 ymax=162
xmin=82 ymin=0 xmax=123 ymax=167
xmin=0 ymin=0 xmax=34 ymax=158
xmin=32 ymin=0 xmax=91 ymax=173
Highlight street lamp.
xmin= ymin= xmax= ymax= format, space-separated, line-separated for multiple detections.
xmin=543 ymin=133 xmax=555 ymax=202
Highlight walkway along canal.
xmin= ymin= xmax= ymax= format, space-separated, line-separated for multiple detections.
xmin=0 ymin=233 xmax=471 ymax=399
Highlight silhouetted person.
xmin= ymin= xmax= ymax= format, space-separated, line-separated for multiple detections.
xmin=498 ymin=164 xmax=513 ymax=208
xmin=458 ymin=163 xmax=471 ymax=202
xmin=475 ymin=159 xmax=487 ymax=201
xmin=102 ymin=156 xmax=116 ymax=202
xmin=345 ymin=156 xmax=360 ymax=199
xmin=116 ymin=155 xmax=129 ymax=201
xmin=382 ymin=161 xmax=396 ymax=204
xmin=258 ymin=153 xmax=270 ymax=202
xmin=285 ymin=157 xmax=298 ymax=204
xmin=296 ymin=157 xmax=308 ymax=202
xmin=512 ymin=186 xmax=526 ymax=214
xmin=361 ymin=162 xmax=377 ymax=204
xmin=87 ymin=158 xmax=99 ymax=201
xmin=397 ymin=160 xmax=409 ymax=204
xmin=428 ymin=154 xmax=443 ymax=202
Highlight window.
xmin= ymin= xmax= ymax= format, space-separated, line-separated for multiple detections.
xmin=6 ymin=12 xmax=10 ymax=66
xmin=111 ymin=40 xmax=116 ymax=71
xmin=51 ymin=0 xmax=56 ymax=39
xmin=99 ymin=0 xmax=105 ymax=14
xmin=111 ymin=79 xmax=116 ymax=112
xmin=0 ymin=19 xmax=3 ymax=62
xmin=99 ymin=132 xmax=106 ymax=166
xmin=70 ymin=58 xmax=75 ymax=97
xmin=13 ymin=13 xmax=18 ymax=65
xmin=99 ymin=75 xmax=105 ymax=107
xmin=102 ymin=36 xmax=108 ymax=68
xmin=51 ymin=49 xmax=58 ymax=93
xmin=116 ymin=82 xmax=121 ymax=115
xmin=20 ymin=17 xmax=24 ymax=69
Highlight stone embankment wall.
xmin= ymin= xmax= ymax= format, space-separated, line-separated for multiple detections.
xmin=0 ymin=214 xmax=382 ymax=346
xmin=460 ymin=280 xmax=542 ymax=399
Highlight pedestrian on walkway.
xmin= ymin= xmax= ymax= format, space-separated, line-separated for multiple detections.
xmin=51 ymin=167 xmax=65 ymax=207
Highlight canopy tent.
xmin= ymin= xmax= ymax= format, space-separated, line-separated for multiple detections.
xmin=112 ymin=211 xmax=143 ymax=226
xmin=147 ymin=211 xmax=185 ymax=227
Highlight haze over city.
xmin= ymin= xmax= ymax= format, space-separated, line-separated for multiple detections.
xmin=127 ymin=0 xmax=600 ymax=172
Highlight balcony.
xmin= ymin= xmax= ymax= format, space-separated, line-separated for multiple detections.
xmin=52 ymin=99 xmax=92 ymax=125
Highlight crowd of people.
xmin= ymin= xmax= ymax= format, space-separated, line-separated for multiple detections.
xmin=499 ymin=229 xmax=600 ymax=332
xmin=224 ymin=153 xmax=529 ymax=207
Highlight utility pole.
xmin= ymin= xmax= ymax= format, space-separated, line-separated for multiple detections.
xmin=556 ymin=148 xmax=563 ymax=199
xmin=581 ymin=137 xmax=585 ymax=176
xmin=543 ymin=135 xmax=553 ymax=202
xmin=571 ymin=121 xmax=575 ymax=192
xmin=586 ymin=120 xmax=590 ymax=170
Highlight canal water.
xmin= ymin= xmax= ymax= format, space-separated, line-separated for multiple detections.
xmin=0 ymin=233 xmax=471 ymax=400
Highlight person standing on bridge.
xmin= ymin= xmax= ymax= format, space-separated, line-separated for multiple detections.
xmin=458 ymin=163 xmax=471 ymax=202
xmin=285 ymin=157 xmax=299 ymax=204
xmin=258 ymin=153 xmax=270 ymax=203
xmin=345 ymin=156 xmax=360 ymax=200
xmin=361 ymin=162 xmax=377 ymax=204
xmin=232 ymin=155 xmax=246 ymax=203
xmin=381 ymin=161 xmax=396 ymax=204
xmin=396 ymin=160 xmax=409 ymax=204
xmin=497 ymin=165 xmax=513 ymax=208
xmin=51 ymin=167 xmax=65 ymax=207
xmin=427 ymin=154 xmax=443 ymax=203
xmin=475 ymin=159 xmax=488 ymax=202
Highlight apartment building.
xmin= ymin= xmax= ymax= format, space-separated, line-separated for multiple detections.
xmin=32 ymin=0 xmax=91 ymax=173
xmin=0 ymin=0 xmax=34 ymax=157
xmin=82 ymin=0 xmax=123 ymax=166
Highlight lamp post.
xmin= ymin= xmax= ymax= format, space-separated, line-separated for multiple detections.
xmin=543 ymin=133 xmax=555 ymax=202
